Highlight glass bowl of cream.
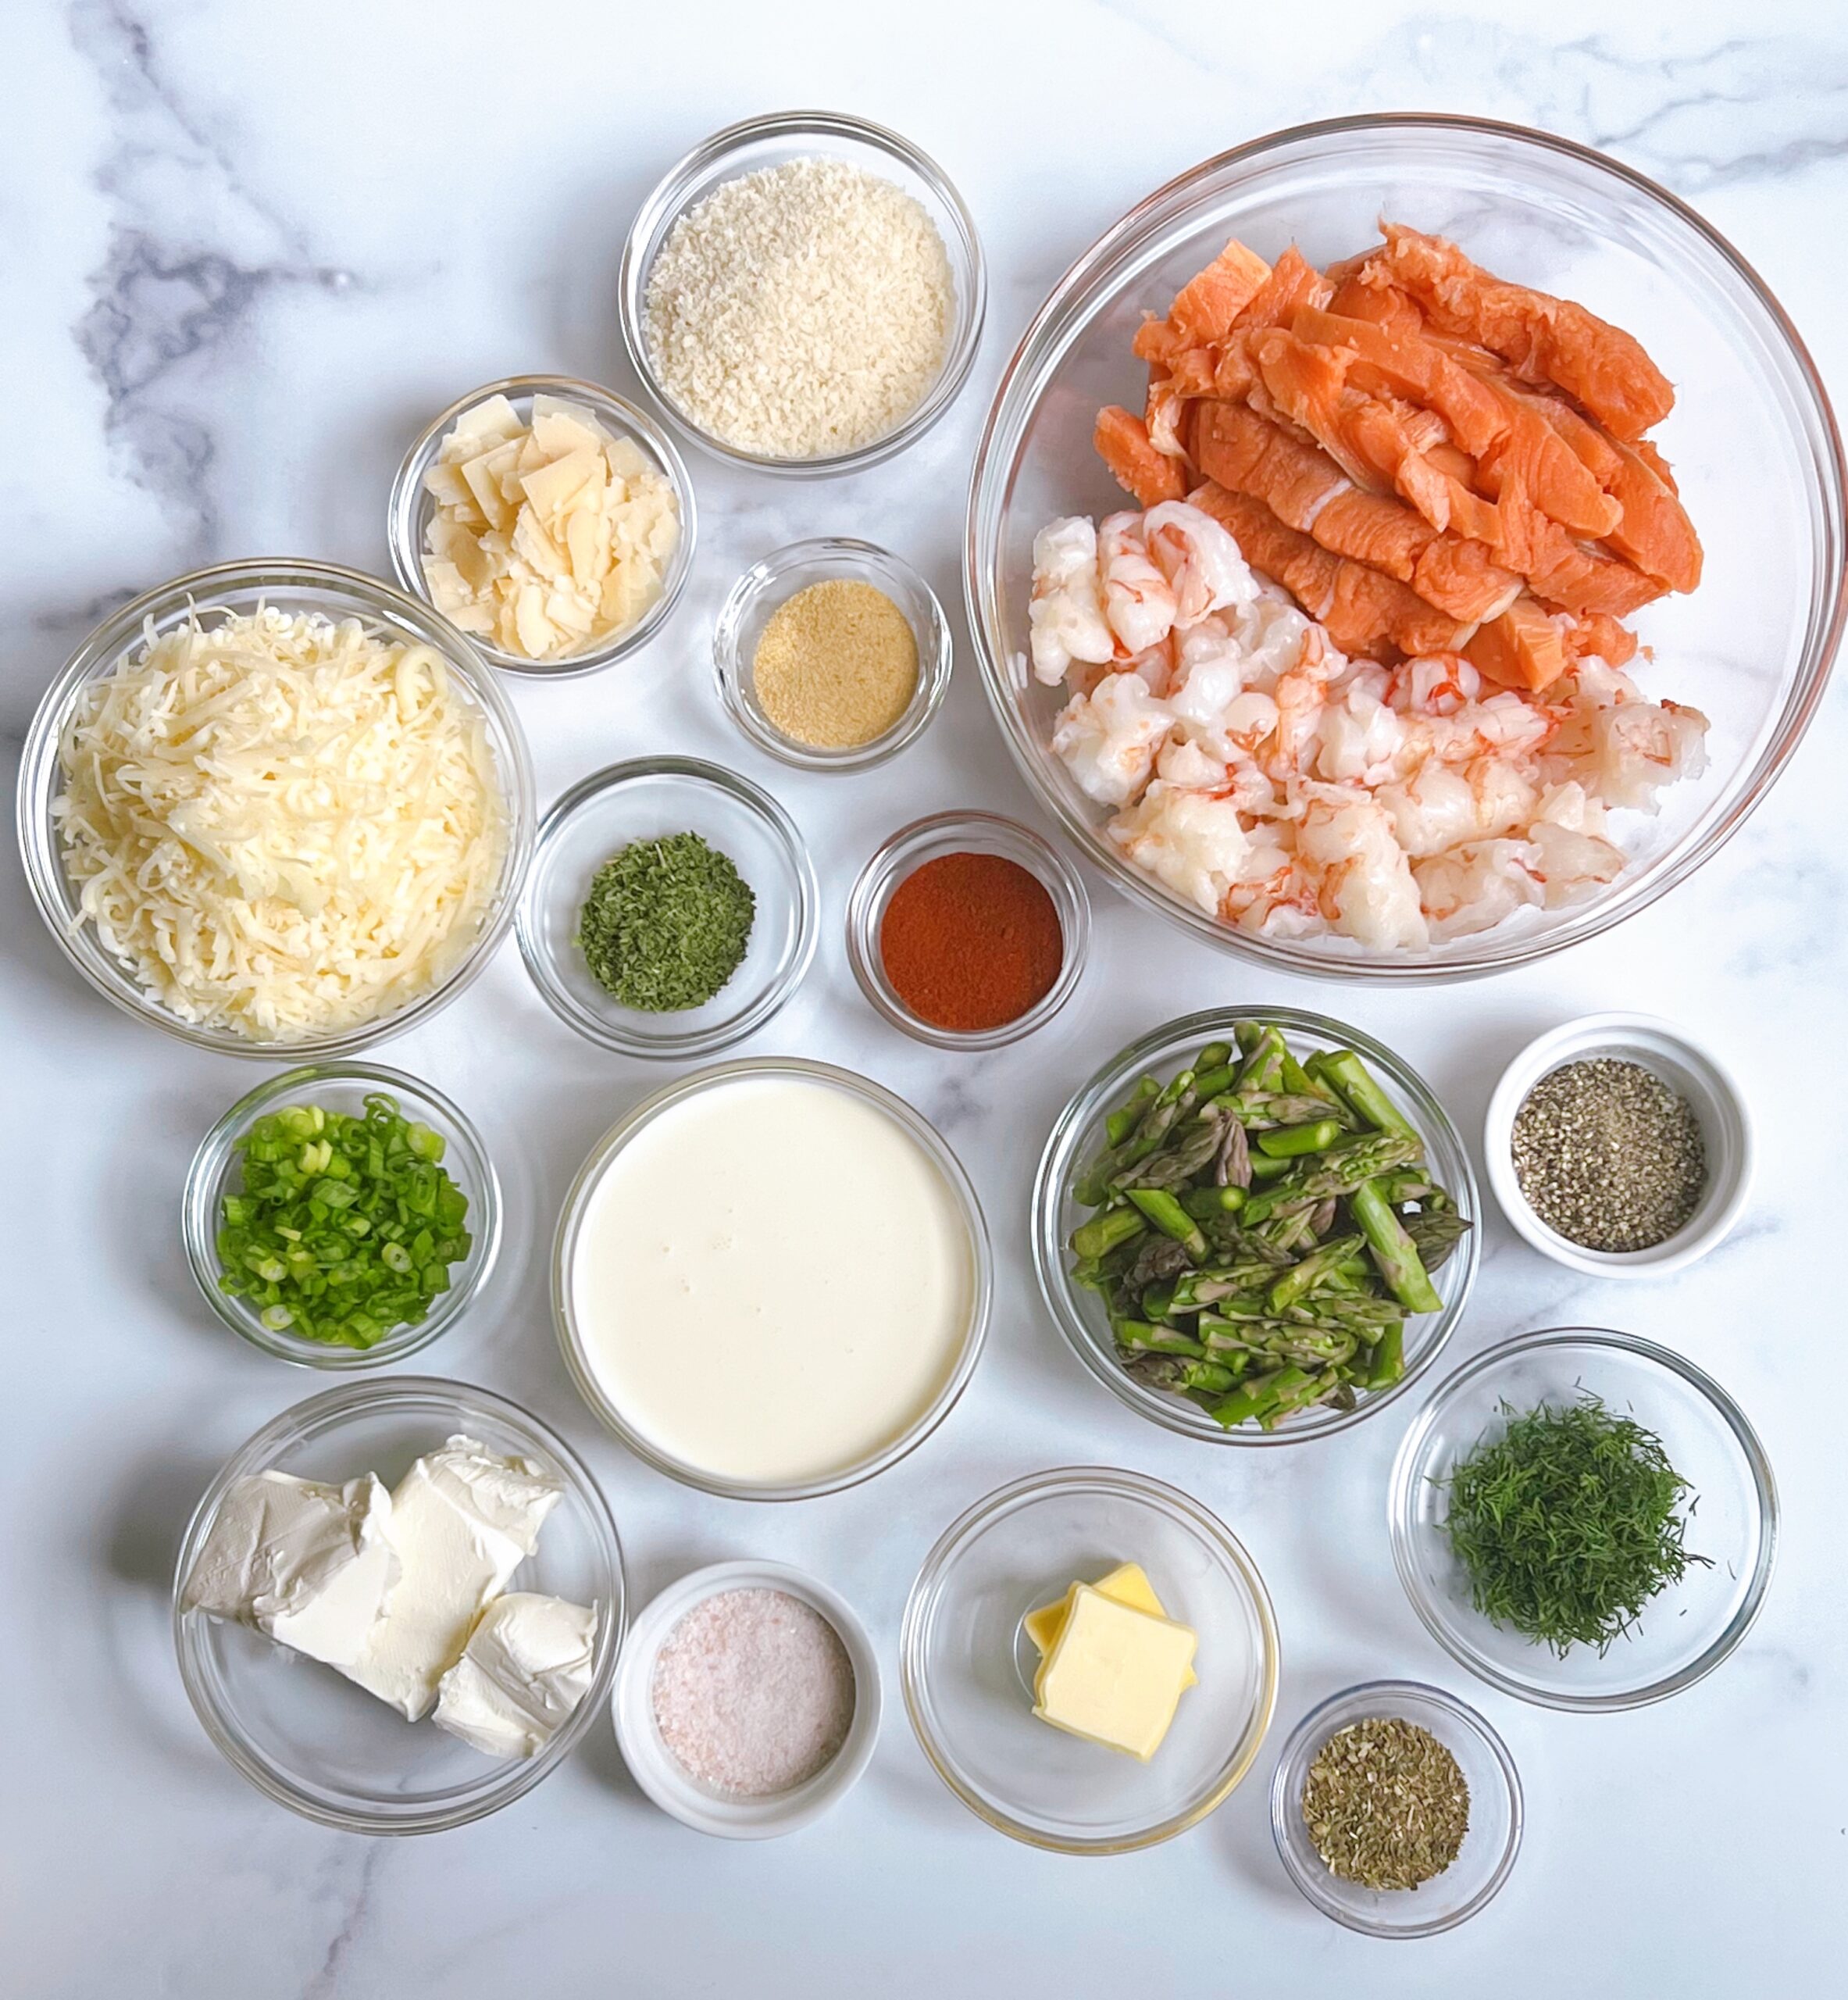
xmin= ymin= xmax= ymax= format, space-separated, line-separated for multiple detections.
xmin=552 ymin=1058 xmax=992 ymax=1499
xmin=173 ymin=1377 xmax=624 ymax=1833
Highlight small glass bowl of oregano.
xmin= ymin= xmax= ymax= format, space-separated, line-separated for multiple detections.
xmin=1269 ymin=1680 xmax=1522 ymax=1937
xmin=1390 ymin=1327 xmax=1778 ymax=1711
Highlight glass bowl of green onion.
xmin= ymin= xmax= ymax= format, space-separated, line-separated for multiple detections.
xmin=183 ymin=1063 xmax=501 ymax=1369
xmin=1389 ymin=1327 xmax=1778 ymax=1710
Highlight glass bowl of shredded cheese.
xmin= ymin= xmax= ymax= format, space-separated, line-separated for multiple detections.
xmin=619 ymin=110 xmax=986 ymax=476
xmin=17 ymin=559 xmax=535 ymax=1055
xmin=387 ymin=374 xmax=696 ymax=677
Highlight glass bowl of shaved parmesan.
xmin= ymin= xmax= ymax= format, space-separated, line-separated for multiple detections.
xmin=17 ymin=559 xmax=535 ymax=1055
xmin=387 ymin=374 xmax=696 ymax=677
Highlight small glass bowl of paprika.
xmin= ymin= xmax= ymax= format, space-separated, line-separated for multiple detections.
xmin=845 ymin=811 xmax=1090 ymax=1049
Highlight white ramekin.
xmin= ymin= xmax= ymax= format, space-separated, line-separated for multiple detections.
xmin=1483 ymin=1012 xmax=1752 ymax=1278
xmin=611 ymin=1560 xmax=881 ymax=1838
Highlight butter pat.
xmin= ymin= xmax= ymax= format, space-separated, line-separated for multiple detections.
xmin=433 ymin=1593 xmax=598 ymax=1759
xmin=1025 ymin=1562 xmax=1197 ymax=1695
xmin=182 ymin=1471 xmax=399 ymax=1677
xmin=342 ymin=1437 xmax=564 ymax=1721
xmin=1033 ymin=1583 xmax=1197 ymax=1761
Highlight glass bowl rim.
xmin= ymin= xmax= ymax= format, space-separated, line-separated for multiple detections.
xmin=171 ymin=1373 xmax=626 ymax=1834
xmin=180 ymin=1060 xmax=503 ymax=1370
xmin=513 ymin=754 xmax=820 ymax=1059
xmin=844 ymin=809 xmax=1092 ymax=1048
xmin=16 ymin=556 xmax=536 ymax=1057
xmin=898 ymin=1462 xmax=1281 ymax=1853
xmin=551 ymin=1055 xmax=993 ymax=1499
xmin=1386 ymin=1324 xmax=1779 ymax=1711
xmin=618 ymin=107 xmax=988 ymax=477
xmin=1032 ymin=1005 xmax=1480 ymax=1445
xmin=961 ymin=110 xmax=1847 ymax=984
xmin=711 ymin=535 xmax=954 ymax=771
xmin=1267 ymin=1676 xmax=1523 ymax=1937
xmin=385 ymin=370 xmax=698 ymax=680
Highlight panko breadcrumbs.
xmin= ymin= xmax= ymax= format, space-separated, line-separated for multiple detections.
xmin=643 ymin=155 xmax=954 ymax=459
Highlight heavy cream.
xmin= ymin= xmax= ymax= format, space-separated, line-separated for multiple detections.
xmin=568 ymin=1073 xmax=976 ymax=1486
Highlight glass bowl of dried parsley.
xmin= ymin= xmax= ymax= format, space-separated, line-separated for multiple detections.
xmin=1390 ymin=1327 xmax=1778 ymax=1711
xmin=515 ymin=758 xmax=819 ymax=1059
xmin=1269 ymin=1680 xmax=1522 ymax=1937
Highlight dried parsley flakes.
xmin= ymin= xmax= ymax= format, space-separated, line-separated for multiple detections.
xmin=1301 ymin=1716 xmax=1469 ymax=1891
xmin=576 ymin=831 xmax=755 ymax=1012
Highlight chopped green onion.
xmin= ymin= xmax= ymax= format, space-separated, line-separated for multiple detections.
xmin=215 ymin=1094 xmax=473 ymax=1349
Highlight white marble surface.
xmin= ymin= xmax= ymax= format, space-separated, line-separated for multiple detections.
xmin=3 ymin=2 xmax=1844 ymax=1993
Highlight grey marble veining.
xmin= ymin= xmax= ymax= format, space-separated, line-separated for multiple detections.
xmin=2 ymin=2 xmax=1843 ymax=1995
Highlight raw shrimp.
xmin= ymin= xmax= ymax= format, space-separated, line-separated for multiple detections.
xmin=1140 ymin=501 xmax=1261 ymax=625
xmin=1028 ymin=498 xmax=1710 ymax=952
xmin=1028 ymin=517 xmax=1115 ymax=685
xmin=1097 ymin=512 xmax=1178 ymax=656
xmin=1051 ymin=666 xmax=1174 ymax=806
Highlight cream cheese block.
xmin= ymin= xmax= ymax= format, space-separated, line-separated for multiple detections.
xmin=433 ymin=1592 xmax=598 ymax=1759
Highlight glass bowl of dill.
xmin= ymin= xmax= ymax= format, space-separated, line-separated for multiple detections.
xmin=1389 ymin=1327 xmax=1777 ymax=1710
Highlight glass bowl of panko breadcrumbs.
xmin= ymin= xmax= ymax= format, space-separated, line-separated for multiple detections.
xmin=712 ymin=538 xmax=954 ymax=772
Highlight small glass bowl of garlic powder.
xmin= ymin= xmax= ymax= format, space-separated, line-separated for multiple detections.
xmin=389 ymin=373 xmax=696 ymax=678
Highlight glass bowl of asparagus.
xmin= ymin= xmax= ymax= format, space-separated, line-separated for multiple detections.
xmin=1032 ymin=1009 xmax=1479 ymax=1445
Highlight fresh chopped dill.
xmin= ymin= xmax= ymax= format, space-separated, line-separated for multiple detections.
xmin=1440 ymin=1392 xmax=1710 ymax=1655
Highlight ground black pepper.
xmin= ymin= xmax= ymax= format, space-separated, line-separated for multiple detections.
xmin=1511 ymin=1057 xmax=1705 ymax=1252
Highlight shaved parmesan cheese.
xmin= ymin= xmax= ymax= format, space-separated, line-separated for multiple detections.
xmin=420 ymin=395 xmax=680 ymax=662
xmin=54 ymin=606 xmax=507 ymax=1041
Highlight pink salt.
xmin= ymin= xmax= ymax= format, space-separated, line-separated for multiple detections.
xmin=651 ymin=1587 xmax=856 ymax=1796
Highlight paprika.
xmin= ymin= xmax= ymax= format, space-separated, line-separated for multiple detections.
xmin=878 ymin=850 xmax=1064 ymax=1032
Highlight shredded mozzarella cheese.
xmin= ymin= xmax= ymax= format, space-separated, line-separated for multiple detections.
xmin=54 ymin=605 xmax=507 ymax=1040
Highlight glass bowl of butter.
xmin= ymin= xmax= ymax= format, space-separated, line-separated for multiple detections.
xmin=900 ymin=1466 xmax=1279 ymax=1852
xmin=173 ymin=1377 xmax=624 ymax=1833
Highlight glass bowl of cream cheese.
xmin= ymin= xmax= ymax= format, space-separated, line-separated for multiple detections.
xmin=173 ymin=1377 xmax=624 ymax=1833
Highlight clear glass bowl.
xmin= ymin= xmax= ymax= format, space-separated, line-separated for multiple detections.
xmin=619 ymin=110 xmax=986 ymax=476
xmin=386 ymin=373 xmax=697 ymax=679
xmin=1269 ymin=1680 xmax=1522 ymax=1937
xmin=712 ymin=538 xmax=953 ymax=770
xmin=845 ymin=810 xmax=1091 ymax=1048
xmin=1389 ymin=1327 xmax=1777 ymax=1709
xmin=515 ymin=757 xmax=818 ymax=1059
xmin=173 ymin=1376 xmax=625 ymax=1834
xmin=965 ymin=113 xmax=1846 ymax=981
xmin=901 ymin=1466 xmax=1279 ymax=1852
xmin=181 ymin=1062 xmax=501 ymax=1370
xmin=552 ymin=1057 xmax=991 ymax=1500
xmin=16 ymin=559 xmax=535 ymax=1056
xmin=1033 ymin=1007 xmax=1479 ymax=1445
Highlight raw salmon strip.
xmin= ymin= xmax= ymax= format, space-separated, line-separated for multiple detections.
xmin=1463 ymin=598 xmax=1568 ymax=691
xmin=1291 ymin=305 xmax=1621 ymax=538
xmin=1520 ymin=514 xmax=1666 ymax=619
xmin=1093 ymin=405 xmax=1187 ymax=508
xmin=1194 ymin=402 xmax=1519 ymax=625
xmin=1361 ymin=224 xmax=1675 ymax=441
xmin=1189 ymin=481 xmax=1472 ymax=661
xmin=1168 ymin=238 xmax=1274 ymax=344
xmin=1564 ymin=610 xmax=1639 ymax=667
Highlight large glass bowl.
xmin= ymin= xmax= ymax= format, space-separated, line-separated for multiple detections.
xmin=901 ymin=1466 xmax=1279 ymax=1852
xmin=1389 ymin=1328 xmax=1776 ymax=1709
xmin=1033 ymin=1008 xmax=1479 ymax=1445
xmin=619 ymin=110 xmax=986 ymax=477
xmin=173 ymin=1377 xmax=625 ymax=1834
xmin=965 ymin=115 xmax=1845 ymax=981
xmin=16 ymin=560 xmax=535 ymax=1055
